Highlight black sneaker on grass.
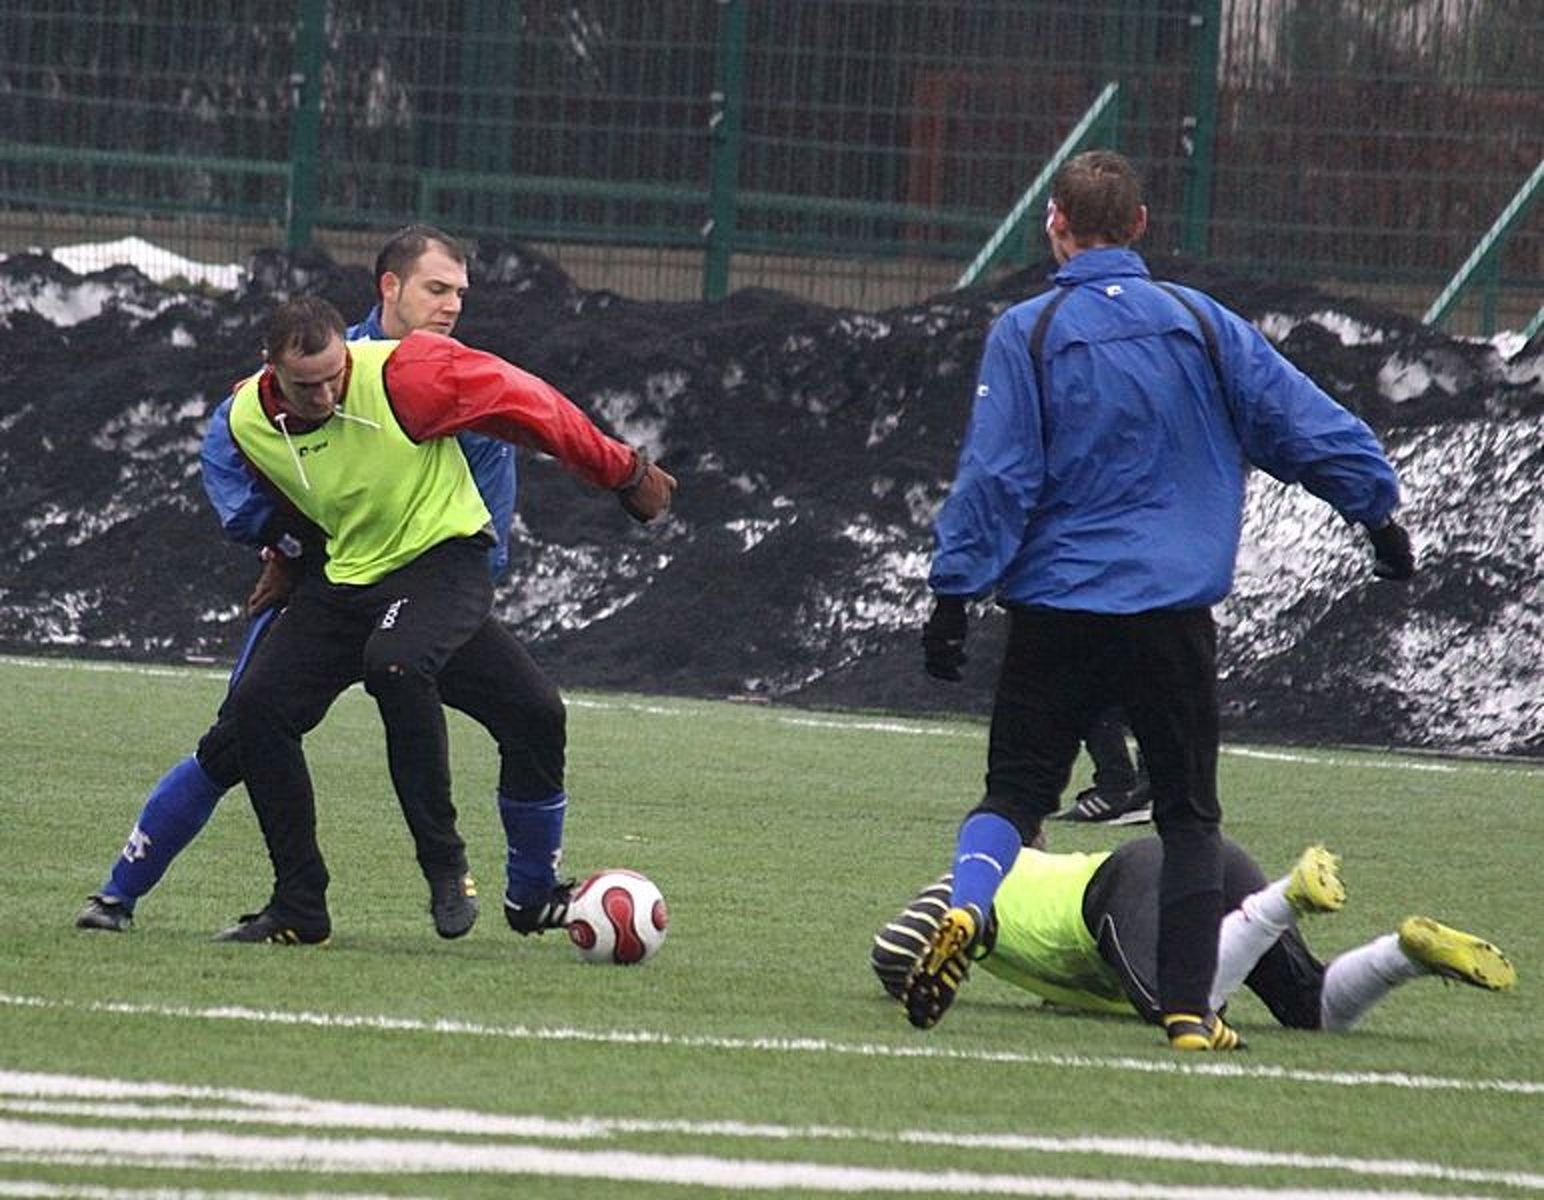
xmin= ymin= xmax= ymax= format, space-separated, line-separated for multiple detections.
xmin=429 ymin=871 xmax=479 ymax=939
xmin=503 ymin=880 xmax=574 ymax=935
xmin=1050 ymin=783 xmax=1152 ymax=826
xmin=214 ymin=910 xmax=331 ymax=946
xmin=75 ymin=894 xmax=133 ymax=933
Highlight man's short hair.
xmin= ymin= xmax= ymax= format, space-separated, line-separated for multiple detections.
xmin=373 ymin=224 xmax=466 ymax=295
xmin=1051 ymin=150 xmax=1145 ymax=247
xmin=265 ymin=295 xmax=346 ymax=361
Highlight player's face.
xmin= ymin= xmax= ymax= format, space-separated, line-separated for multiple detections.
xmin=271 ymin=335 xmax=348 ymax=422
xmin=379 ymin=244 xmax=469 ymax=338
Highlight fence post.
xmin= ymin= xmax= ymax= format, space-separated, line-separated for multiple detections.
xmin=1099 ymin=0 xmax=1146 ymax=146
xmin=457 ymin=1 xmax=519 ymax=232
xmin=703 ymin=0 xmax=747 ymax=302
xmin=1424 ymin=157 xmax=1543 ymax=330
xmin=287 ymin=0 xmax=325 ymax=250
xmin=1180 ymin=0 xmax=1221 ymax=255
xmin=1480 ymin=252 xmax=1499 ymax=335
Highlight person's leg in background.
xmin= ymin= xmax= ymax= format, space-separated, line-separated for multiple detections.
xmin=1053 ymin=704 xmax=1152 ymax=826
xmin=1085 ymin=706 xmax=1139 ymax=794
xmin=75 ymin=608 xmax=282 ymax=932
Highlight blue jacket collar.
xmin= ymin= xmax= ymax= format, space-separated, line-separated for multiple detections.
xmin=1053 ymin=246 xmax=1150 ymax=286
xmin=349 ymin=305 xmax=388 ymax=341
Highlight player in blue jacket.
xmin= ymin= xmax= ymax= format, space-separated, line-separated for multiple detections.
xmin=75 ymin=225 xmax=515 ymax=934
xmin=907 ymin=151 xmax=1415 ymax=1051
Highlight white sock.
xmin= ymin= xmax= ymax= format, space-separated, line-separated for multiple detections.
xmin=1320 ymin=933 xmax=1424 ymax=1031
xmin=1208 ymin=879 xmax=1294 ymax=1011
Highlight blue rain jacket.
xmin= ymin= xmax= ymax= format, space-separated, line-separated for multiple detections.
xmin=929 ymin=248 xmax=1400 ymax=611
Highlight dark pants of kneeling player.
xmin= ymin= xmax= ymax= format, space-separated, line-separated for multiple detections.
xmin=969 ymin=605 xmax=1224 ymax=1019
xmin=228 ymin=536 xmax=565 ymax=935
xmin=1084 ymin=837 xmax=1325 ymax=1028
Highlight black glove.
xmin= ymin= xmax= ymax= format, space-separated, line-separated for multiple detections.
xmin=1366 ymin=518 xmax=1414 ymax=581
xmin=616 ymin=452 xmax=677 ymax=523
xmin=922 ymin=596 xmax=968 ymax=681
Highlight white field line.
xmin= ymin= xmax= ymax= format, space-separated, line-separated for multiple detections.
xmin=2 ymin=1083 xmax=1542 ymax=1193
xmin=5 ymin=655 xmax=1538 ymax=774
xmin=0 ymin=1071 xmax=1539 ymax=1197
xmin=1 ymin=994 xmax=1538 ymax=1098
xmin=0 ymin=1184 xmax=420 ymax=1200
xmin=1 ymin=656 xmax=210 ymax=683
xmin=0 ymin=1126 xmax=1509 ymax=1200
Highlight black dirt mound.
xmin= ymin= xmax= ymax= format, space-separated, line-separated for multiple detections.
xmin=0 ymin=242 xmax=1538 ymax=756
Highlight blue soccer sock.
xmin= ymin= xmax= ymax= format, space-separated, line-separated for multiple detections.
xmin=498 ymin=791 xmax=567 ymax=902
xmin=100 ymin=755 xmax=226 ymax=908
xmin=949 ymin=812 xmax=1022 ymax=916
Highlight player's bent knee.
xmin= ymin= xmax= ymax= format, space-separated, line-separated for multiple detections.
xmin=534 ymin=690 xmax=566 ymax=736
xmin=362 ymin=656 xmax=436 ymax=700
xmin=503 ymin=689 xmax=565 ymax=743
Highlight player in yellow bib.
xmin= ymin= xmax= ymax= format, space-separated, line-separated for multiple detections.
xmin=208 ymin=295 xmax=675 ymax=945
xmin=873 ymin=836 xmax=1514 ymax=1040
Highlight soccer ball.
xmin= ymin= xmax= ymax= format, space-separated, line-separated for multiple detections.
xmin=566 ymin=869 xmax=668 ymax=965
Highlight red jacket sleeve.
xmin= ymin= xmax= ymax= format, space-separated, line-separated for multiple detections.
xmin=382 ymin=331 xmax=638 ymax=490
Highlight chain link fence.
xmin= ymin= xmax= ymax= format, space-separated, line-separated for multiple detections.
xmin=1 ymin=0 xmax=1538 ymax=330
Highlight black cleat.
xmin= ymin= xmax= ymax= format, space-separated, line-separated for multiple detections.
xmin=503 ymin=879 xmax=574 ymax=935
xmin=214 ymin=910 xmax=331 ymax=946
xmin=429 ymin=872 xmax=479 ymax=939
xmin=75 ymin=895 xmax=133 ymax=933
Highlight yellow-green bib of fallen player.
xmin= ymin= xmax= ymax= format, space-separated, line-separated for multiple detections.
xmin=981 ymin=848 xmax=1133 ymax=1014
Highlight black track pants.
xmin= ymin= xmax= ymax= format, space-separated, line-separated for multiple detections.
xmin=228 ymin=537 xmax=554 ymax=932
xmin=971 ymin=604 xmax=1224 ymax=1015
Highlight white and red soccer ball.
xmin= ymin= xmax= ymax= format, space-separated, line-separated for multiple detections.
xmin=566 ymin=869 xmax=668 ymax=964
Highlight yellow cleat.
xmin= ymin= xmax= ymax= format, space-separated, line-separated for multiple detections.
xmin=1398 ymin=916 xmax=1516 ymax=992
xmin=902 ymin=904 xmax=981 ymax=1030
xmin=1284 ymin=844 xmax=1346 ymax=915
xmin=1163 ymin=1011 xmax=1246 ymax=1051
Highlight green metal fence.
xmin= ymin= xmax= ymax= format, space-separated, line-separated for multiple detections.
xmin=1 ymin=1 xmax=1539 ymax=330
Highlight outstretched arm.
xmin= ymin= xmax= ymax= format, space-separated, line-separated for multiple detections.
xmin=383 ymin=332 xmax=675 ymax=518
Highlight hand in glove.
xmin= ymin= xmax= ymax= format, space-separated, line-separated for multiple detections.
xmin=617 ymin=452 xmax=677 ymax=523
xmin=922 ymin=595 xmax=968 ymax=681
xmin=1366 ymin=518 xmax=1414 ymax=581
